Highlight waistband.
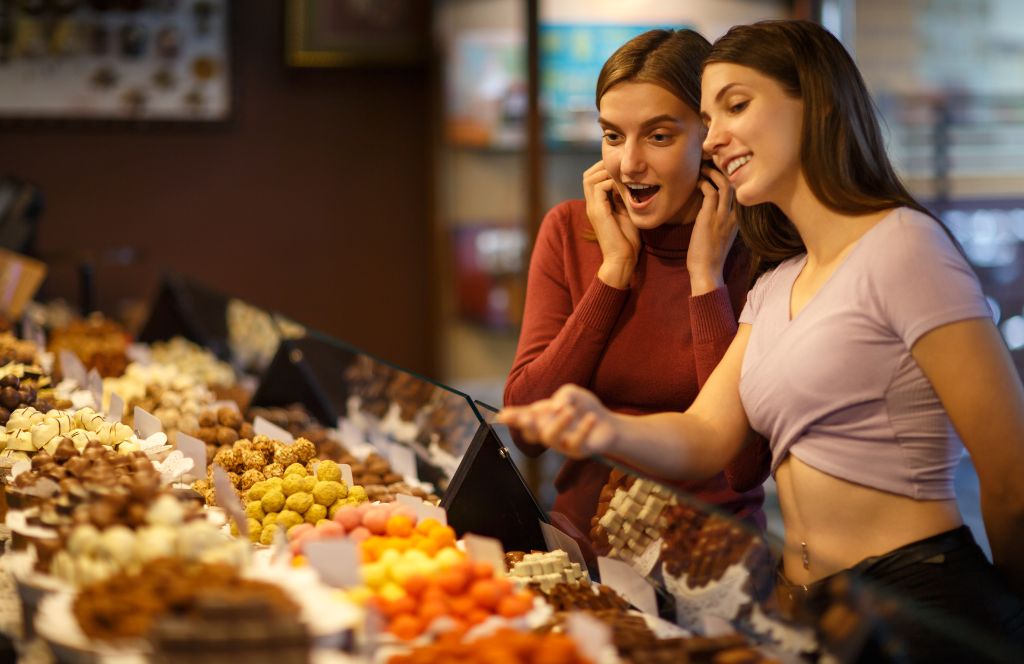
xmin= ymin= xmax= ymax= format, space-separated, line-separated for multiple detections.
xmin=775 ymin=526 xmax=975 ymax=616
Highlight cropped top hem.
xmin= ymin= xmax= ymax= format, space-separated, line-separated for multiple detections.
xmin=783 ymin=441 xmax=957 ymax=500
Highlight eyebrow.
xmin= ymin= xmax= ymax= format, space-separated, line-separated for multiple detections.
xmin=598 ymin=114 xmax=683 ymax=131
xmin=700 ymin=83 xmax=744 ymax=124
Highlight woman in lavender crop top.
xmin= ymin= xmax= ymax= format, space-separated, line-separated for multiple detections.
xmin=502 ymin=20 xmax=1024 ymax=659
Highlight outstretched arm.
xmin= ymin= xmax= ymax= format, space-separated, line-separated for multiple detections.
xmin=912 ymin=317 xmax=1024 ymax=595
xmin=500 ymin=324 xmax=756 ymax=482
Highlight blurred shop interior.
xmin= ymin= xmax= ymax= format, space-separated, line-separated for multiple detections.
xmin=1 ymin=0 xmax=1023 ymax=529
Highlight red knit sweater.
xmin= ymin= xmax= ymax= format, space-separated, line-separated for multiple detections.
xmin=504 ymin=200 xmax=766 ymax=538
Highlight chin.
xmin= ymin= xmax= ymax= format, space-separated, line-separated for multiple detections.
xmin=734 ymin=186 xmax=765 ymax=208
xmin=628 ymin=213 xmax=667 ymax=230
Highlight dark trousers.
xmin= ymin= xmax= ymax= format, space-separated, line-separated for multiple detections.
xmin=777 ymin=526 xmax=1024 ymax=663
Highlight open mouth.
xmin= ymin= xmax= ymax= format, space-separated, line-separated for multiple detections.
xmin=625 ymin=183 xmax=661 ymax=204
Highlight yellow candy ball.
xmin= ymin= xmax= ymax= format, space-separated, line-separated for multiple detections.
xmin=277 ymin=509 xmax=303 ymax=529
xmin=284 ymin=463 xmax=307 ymax=478
xmin=261 ymin=489 xmax=285 ymax=513
xmin=247 ymin=482 xmax=269 ymax=502
xmin=245 ymin=500 xmax=265 ymax=521
xmin=281 ymin=474 xmax=304 ymax=497
xmin=312 ymin=481 xmax=340 ymax=507
xmin=304 ymin=503 xmax=327 ymax=524
xmin=285 ymin=491 xmax=314 ymax=514
xmin=316 ymin=460 xmax=342 ymax=482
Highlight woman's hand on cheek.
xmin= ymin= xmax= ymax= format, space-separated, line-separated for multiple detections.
xmin=583 ymin=161 xmax=640 ymax=289
xmin=687 ymin=166 xmax=739 ymax=295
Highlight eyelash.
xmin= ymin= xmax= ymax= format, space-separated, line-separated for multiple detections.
xmin=729 ymin=100 xmax=749 ymax=114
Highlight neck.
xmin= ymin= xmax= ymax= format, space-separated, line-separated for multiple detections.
xmin=668 ymin=188 xmax=704 ymax=226
xmin=774 ymin=174 xmax=891 ymax=267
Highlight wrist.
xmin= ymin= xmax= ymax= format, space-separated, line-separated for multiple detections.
xmin=688 ymin=267 xmax=725 ymax=296
xmin=598 ymin=261 xmax=633 ymax=290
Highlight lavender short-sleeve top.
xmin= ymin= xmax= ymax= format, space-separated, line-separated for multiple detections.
xmin=738 ymin=208 xmax=990 ymax=499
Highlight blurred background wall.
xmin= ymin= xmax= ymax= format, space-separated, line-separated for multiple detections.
xmin=0 ymin=1 xmax=435 ymax=376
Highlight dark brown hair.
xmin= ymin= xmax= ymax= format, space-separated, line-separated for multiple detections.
xmin=704 ymin=20 xmax=934 ymax=281
xmin=596 ymin=29 xmax=711 ymax=117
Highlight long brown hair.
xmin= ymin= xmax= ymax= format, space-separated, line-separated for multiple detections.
xmin=704 ymin=20 xmax=933 ymax=281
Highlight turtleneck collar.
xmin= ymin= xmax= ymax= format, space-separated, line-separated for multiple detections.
xmin=640 ymin=221 xmax=694 ymax=259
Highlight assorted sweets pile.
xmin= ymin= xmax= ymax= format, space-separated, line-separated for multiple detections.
xmin=103 ymin=362 xmax=215 ymax=438
xmin=0 ymin=407 xmax=136 ymax=465
xmin=0 ymin=372 xmax=63 ymax=431
xmin=72 ymin=558 xmax=300 ymax=642
xmin=387 ymin=628 xmax=591 ymax=664
xmin=0 ymin=323 xmax=794 ymax=662
xmin=239 ymin=459 xmax=366 ymax=545
xmin=591 ymin=471 xmax=676 ymax=564
xmin=147 ymin=337 xmax=236 ymax=389
xmin=49 ymin=314 xmax=129 ymax=378
xmin=0 ymin=331 xmax=43 ymax=366
xmin=660 ymin=502 xmax=773 ymax=590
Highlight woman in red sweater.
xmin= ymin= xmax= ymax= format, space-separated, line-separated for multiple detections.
xmin=504 ymin=29 xmax=766 ymax=548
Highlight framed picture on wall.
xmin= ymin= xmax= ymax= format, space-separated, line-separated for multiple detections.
xmin=0 ymin=0 xmax=232 ymax=122
xmin=285 ymin=0 xmax=429 ymax=67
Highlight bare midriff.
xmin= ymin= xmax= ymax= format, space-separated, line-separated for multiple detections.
xmin=775 ymin=455 xmax=963 ymax=585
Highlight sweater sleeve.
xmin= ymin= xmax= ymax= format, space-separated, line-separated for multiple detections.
xmin=504 ymin=202 xmax=629 ymax=457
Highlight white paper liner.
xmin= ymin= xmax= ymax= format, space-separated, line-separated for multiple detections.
xmin=5 ymin=509 xmax=59 ymax=540
xmin=748 ymin=602 xmax=819 ymax=655
xmin=664 ymin=562 xmax=753 ymax=628
xmin=35 ymin=591 xmax=151 ymax=661
xmin=244 ymin=560 xmax=363 ymax=636
xmin=3 ymin=549 xmax=69 ymax=594
xmin=637 ymin=609 xmax=692 ymax=639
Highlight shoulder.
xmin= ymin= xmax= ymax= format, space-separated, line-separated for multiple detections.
xmin=864 ymin=207 xmax=972 ymax=280
xmin=870 ymin=207 xmax=960 ymax=257
xmin=541 ymin=200 xmax=587 ymax=231
xmin=538 ymin=199 xmax=590 ymax=247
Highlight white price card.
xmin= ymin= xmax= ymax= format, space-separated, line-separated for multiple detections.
xmin=340 ymin=463 xmax=354 ymax=488
xmin=304 ymin=538 xmax=362 ymax=588
xmin=566 ymin=612 xmax=613 ymax=663
xmin=598 ymin=556 xmax=658 ymax=616
xmin=176 ymin=433 xmax=208 ymax=481
xmin=59 ymin=349 xmax=87 ymax=386
xmin=463 ymin=534 xmax=506 ymax=575
xmin=134 ymin=406 xmax=163 ymax=439
xmin=253 ymin=415 xmax=294 ymax=444
xmin=213 ymin=465 xmax=247 ymax=539
xmin=337 ymin=417 xmax=366 ymax=445
xmin=106 ymin=392 xmax=125 ymax=423
xmin=387 ymin=442 xmax=418 ymax=481
xmin=21 ymin=317 xmax=45 ymax=351
xmin=539 ymin=521 xmax=588 ymax=574
xmin=633 ymin=538 xmax=664 ymax=577
xmin=86 ymin=369 xmax=103 ymax=409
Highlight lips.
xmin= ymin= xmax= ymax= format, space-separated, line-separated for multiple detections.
xmin=625 ymin=183 xmax=660 ymax=205
xmin=724 ymin=154 xmax=752 ymax=178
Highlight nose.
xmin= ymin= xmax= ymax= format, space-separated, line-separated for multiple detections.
xmin=620 ymin=138 xmax=646 ymax=177
xmin=702 ymin=120 xmax=727 ymax=157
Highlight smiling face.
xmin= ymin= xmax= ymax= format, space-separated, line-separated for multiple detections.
xmin=599 ymin=81 xmax=705 ymax=228
xmin=700 ymin=63 xmax=804 ymax=208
